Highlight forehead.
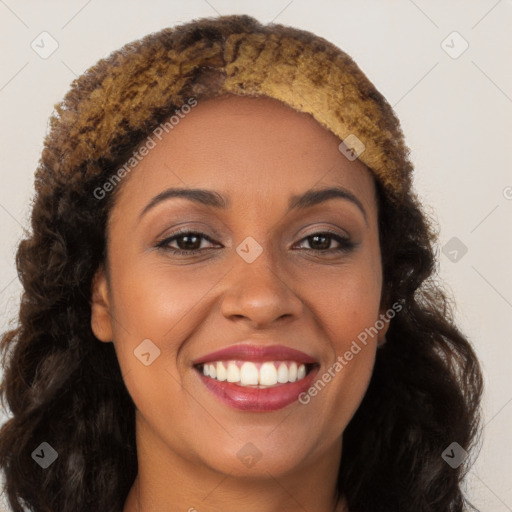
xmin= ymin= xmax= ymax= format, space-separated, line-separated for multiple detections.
xmin=111 ymin=95 xmax=377 ymax=216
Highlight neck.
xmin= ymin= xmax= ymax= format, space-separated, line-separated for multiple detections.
xmin=124 ymin=480 xmax=348 ymax=512
xmin=123 ymin=415 xmax=348 ymax=512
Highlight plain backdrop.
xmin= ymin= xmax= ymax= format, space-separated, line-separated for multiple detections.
xmin=0 ymin=1 xmax=511 ymax=510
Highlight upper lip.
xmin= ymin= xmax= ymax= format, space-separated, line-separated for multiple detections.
xmin=192 ymin=343 xmax=319 ymax=365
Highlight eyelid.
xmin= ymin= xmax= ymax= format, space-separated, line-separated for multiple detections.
xmin=295 ymin=224 xmax=350 ymax=240
xmin=154 ymin=221 xmax=221 ymax=240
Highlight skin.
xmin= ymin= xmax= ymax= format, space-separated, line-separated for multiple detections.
xmin=91 ymin=95 xmax=389 ymax=512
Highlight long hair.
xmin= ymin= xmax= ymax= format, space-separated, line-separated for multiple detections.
xmin=0 ymin=14 xmax=483 ymax=512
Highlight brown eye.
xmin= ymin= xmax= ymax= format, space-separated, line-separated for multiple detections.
xmin=156 ymin=231 xmax=219 ymax=255
xmin=174 ymin=234 xmax=202 ymax=251
xmin=294 ymin=231 xmax=355 ymax=253
xmin=306 ymin=234 xmax=331 ymax=250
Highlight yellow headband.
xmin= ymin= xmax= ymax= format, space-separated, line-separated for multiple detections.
xmin=47 ymin=15 xmax=413 ymax=204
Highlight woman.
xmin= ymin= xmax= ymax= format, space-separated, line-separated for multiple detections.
xmin=0 ymin=14 xmax=483 ymax=512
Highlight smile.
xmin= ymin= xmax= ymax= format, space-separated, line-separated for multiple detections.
xmin=192 ymin=343 xmax=320 ymax=412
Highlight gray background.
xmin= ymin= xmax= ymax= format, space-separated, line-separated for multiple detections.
xmin=1 ymin=0 xmax=511 ymax=510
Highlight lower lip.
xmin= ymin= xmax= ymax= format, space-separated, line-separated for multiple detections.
xmin=195 ymin=365 xmax=319 ymax=411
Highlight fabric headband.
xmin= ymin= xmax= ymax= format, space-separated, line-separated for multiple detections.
xmin=44 ymin=15 xmax=413 ymax=205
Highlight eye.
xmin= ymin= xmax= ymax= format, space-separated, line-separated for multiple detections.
xmin=155 ymin=230 xmax=220 ymax=255
xmin=155 ymin=229 xmax=355 ymax=257
xmin=293 ymin=231 xmax=355 ymax=253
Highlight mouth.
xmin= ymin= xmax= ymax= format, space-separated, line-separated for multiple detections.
xmin=192 ymin=343 xmax=320 ymax=412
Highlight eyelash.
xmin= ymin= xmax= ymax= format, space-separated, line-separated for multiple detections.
xmin=155 ymin=229 xmax=355 ymax=256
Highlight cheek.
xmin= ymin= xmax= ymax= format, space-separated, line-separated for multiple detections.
xmin=326 ymin=277 xmax=381 ymax=344
xmin=297 ymin=256 xmax=382 ymax=423
xmin=308 ymin=253 xmax=383 ymax=344
xmin=106 ymin=263 xmax=216 ymax=430
xmin=109 ymin=257 xmax=220 ymax=341
xmin=105 ymin=256 xmax=224 ymax=399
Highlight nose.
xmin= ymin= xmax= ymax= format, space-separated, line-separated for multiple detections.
xmin=220 ymin=248 xmax=304 ymax=329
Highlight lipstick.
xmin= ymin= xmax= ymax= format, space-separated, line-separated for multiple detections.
xmin=192 ymin=343 xmax=319 ymax=412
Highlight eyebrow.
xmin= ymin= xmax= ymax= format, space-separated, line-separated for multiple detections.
xmin=289 ymin=187 xmax=368 ymax=224
xmin=138 ymin=186 xmax=368 ymax=224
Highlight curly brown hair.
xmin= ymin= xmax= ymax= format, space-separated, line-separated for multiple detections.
xmin=0 ymin=14 xmax=483 ymax=512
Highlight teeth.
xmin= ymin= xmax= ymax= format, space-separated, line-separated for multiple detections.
xmin=200 ymin=360 xmax=310 ymax=387
xmin=289 ymin=362 xmax=299 ymax=382
xmin=260 ymin=362 xmax=278 ymax=386
xmin=216 ymin=361 xmax=227 ymax=381
xmin=240 ymin=362 xmax=259 ymax=385
xmin=226 ymin=362 xmax=240 ymax=383
xmin=276 ymin=362 xmax=288 ymax=383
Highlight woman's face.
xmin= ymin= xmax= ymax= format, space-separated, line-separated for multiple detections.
xmin=91 ymin=95 xmax=388 ymax=480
